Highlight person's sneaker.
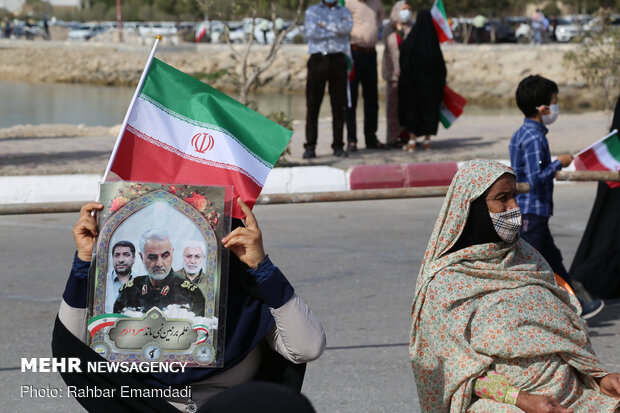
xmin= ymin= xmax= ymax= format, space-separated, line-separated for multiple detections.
xmin=302 ymin=148 xmax=316 ymax=159
xmin=580 ymin=298 xmax=604 ymax=320
xmin=333 ymin=148 xmax=348 ymax=157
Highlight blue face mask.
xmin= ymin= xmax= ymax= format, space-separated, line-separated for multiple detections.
xmin=398 ymin=9 xmax=412 ymax=23
xmin=323 ymin=0 xmax=337 ymax=5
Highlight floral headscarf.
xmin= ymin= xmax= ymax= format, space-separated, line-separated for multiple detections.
xmin=409 ymin=160 xmax=612 ymax=412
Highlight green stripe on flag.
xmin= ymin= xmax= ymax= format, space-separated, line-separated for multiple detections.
xmin=439 ymin=112 xmax=450 ymax=129
xmin=141 ymin=58 xmax=291 ymax=166
xmin=88 ymin=313 xmax=128 ymax=324
xmin=603 ymin=131 xmax=620 ymax=163
xmin=435 ymin=0 xmax=447 ymax=16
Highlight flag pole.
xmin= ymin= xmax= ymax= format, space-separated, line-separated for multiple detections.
xmin=98 ymin=35 xmax=162 ymax=198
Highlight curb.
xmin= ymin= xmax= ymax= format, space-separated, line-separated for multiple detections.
xmin=348 ymin=162 xmax=460 ymax=190
xmin=0 ymin=159 xmax=574 ymax=205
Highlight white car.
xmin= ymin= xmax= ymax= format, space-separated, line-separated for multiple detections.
xmin=555 ymin=18 xmax=581 ymax=42
xmin=138 ymin=22 xmax=177 ymax=37
xmin=67 ymin=23 xmax=107 ymax=41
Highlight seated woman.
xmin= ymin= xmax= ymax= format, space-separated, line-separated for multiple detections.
xmin=409 ymin=159 xmax=620 ymax=412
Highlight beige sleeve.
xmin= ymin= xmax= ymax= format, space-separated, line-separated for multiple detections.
xmin=387 ymin=33 xmax=400 ymax=81
xmin=265 ymin=294 xmax=326 ymax=364
xmin=58 ymin=299 xmax=89 ymax=343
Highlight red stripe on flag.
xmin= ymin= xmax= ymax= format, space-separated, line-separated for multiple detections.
xmin=110 ymin=128 xmax=263 ymax=218
xmin=90 ymin=321 xmax=115 ymax=338
xmin=432 ymin=20 xmax=451 ymax=43
xmin=443 ymin=86 xmax=467 ymax=117
xmin=575 ymin=148 xmax=608 ymax=171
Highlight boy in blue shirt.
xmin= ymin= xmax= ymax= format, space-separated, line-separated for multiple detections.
xmin=509 ymin=75 xmax=603 ymax=319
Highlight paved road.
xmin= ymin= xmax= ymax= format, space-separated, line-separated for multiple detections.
xmin=1 ymin=182 xmax=618 ymax=412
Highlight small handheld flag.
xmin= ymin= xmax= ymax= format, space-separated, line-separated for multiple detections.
xmin=430 ymin=0 xmax=453 ymax=43
xmin=574 ymin=129 xmax=620 ymax=173
xmin=439 ymin=85 xmax=467 ymax=129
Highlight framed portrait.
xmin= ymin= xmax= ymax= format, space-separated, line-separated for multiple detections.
xmin=87 ymin=181 xmax=232 ymax=367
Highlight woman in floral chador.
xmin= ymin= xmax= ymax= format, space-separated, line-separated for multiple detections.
xmin=410 ymin=159 xmax=620 ymax=412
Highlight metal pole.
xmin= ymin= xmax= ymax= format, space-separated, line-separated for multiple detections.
xmin=100 ymin=35 xmax=161 ymax=187
xmin=116 ymin=0 xmax=123 ymax=43
xmin=1 ymin=170 xmax=619 ymax=215
xmin=0 ymin=185 xmax=530 ymax=215
xmin=555 ymin=170 xmax=620 ymax=181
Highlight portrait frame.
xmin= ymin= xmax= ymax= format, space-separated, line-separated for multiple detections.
xmin=87 ymin=181 xmax=232 ymax=367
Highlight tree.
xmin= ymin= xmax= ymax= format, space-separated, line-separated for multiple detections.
xmin=197 ymin=0 xmax=304 ymax=105
xmin=564 ymin=25 xmax=620 ymax=112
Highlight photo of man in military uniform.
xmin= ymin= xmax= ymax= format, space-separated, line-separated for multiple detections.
xmin=175 ymin=240 xmax=208 ymax=298
xmin=113 ymin=228 xmax=205 ymax=316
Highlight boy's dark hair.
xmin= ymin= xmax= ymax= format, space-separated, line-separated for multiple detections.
xmin=515 ymin=75 xmax=558 ymax=118
xmin=112 ymin=240 xmax=135 ymax=256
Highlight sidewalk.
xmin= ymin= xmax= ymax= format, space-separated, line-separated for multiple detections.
xmin=0 ymin=111 xmax=611 ymax=204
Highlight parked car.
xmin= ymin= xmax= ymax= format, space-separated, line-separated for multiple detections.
xmin=508 ymin=16 xmax=532 ymax=43
xmin=554 ymin=17 xmax=581 ymax=42
xmin=67 ymin=23 xmax=107 ymax=41
xmin=138 ymin=22 xmax=177 ymax=37
xmin=210 ymin=21 xmax=246 ymax=43
xmin=488 ymin=18 xmax=518 ymax=43
xmin=582 ymin=14 xmax=620 ymax=34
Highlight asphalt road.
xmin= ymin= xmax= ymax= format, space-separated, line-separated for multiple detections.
xmin=1 ymin=182 xmax=618 ymax=413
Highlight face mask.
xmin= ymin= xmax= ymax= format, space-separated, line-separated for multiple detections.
xmin=541 ymin=103 xmax=559 ymax=125
xmin=398 ymin=9 xmax=412 ymax=23
xmin=488 ymin=207 xmax=522 ymax=243
xmin=323 ymin=0 xmax=337 ymax=5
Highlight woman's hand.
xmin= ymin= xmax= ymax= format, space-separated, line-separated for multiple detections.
xmin=222 ymin=198 xmax=265 ymax=269
xmin=597 ymin=373 xmax=620 ymax=397
xmin=516 ymin=391 xmax=573 ymax=413
xmin=73 ymin=202 xmax=103 ymax=261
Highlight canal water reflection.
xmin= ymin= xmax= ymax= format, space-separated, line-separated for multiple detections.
xmin=1 ymin=79 xmax=522 ymax=129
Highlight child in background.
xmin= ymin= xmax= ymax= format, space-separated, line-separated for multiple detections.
xmin=509 ymin=74 xmax=604 ymax=319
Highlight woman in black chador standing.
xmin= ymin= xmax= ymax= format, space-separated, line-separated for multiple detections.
xmin=398 ymin=9 xmax=446 ymax=152
xmin=570 ymin=94 xmax=620 ymax=300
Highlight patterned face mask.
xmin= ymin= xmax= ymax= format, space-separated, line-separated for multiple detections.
xmin=488 ymin=207 xmax=522 ymax=243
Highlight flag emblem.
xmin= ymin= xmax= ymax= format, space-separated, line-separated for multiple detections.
xmin=192 ymin=132 xmax=215 ymax=153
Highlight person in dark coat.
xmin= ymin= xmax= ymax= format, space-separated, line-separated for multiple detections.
xmin=398 ymin=9 xmax=446 ymax=152
xmin=570 ymin=94 xmax=620 ymax=300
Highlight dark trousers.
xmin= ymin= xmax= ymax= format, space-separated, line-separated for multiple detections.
xmin=305 ymin=53 xmax=347 ymax=150
xmin=521 ymin=213 xmax=571 ymax=283
xmin=346 ymin=48 xmax=379 ymax=147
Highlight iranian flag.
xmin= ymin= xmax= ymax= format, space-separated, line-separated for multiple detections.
xmin=107 ymin=57 xmax=292 ymax=219
xmin=439 ymin=85 xmax=467 ymax=129
xmin=195 ymin=22 xmax=208 ymax=42
xmin=574 ymin=129 xmax=620 ymax=172
xmin=430 ymin=0 xmax=453 ymax=43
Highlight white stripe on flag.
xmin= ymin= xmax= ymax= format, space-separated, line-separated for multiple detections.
xmin=127 ymin=97 xmax=272 ymax=186
xmin=593 ymin=142 xmax=620 ymax=171
xmin=440 ymin=102 xmax=457 ymax=124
